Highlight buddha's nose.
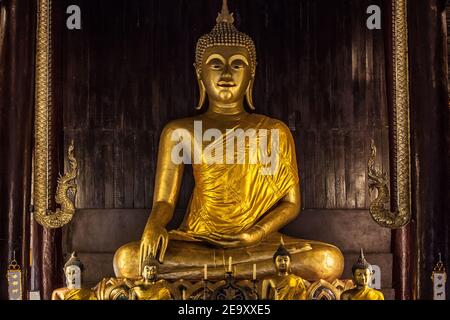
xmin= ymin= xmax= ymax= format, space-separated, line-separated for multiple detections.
xmin=221 ymin=64 xmax=233 ymax=79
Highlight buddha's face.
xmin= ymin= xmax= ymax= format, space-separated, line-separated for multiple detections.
xmin=200 ymin=45 xmax=253 ymax=105
xmin=275 ymin=255 xmax=291 ymax=274
xmin=142 ymin=264 xmax=157 ymax=281
xmin=64 ymin=265 xmax=81 ymax=289
xmin=354 ymin=268 xmax=371 ymax=287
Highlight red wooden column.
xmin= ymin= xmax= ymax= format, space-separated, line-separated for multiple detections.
xmin=0 ymin=0 xmax=36 ymax=300
xmin=408 ymin=0 xmax=449 ymax=300
xmin=381 ymin=0 xmax=414 ymax=300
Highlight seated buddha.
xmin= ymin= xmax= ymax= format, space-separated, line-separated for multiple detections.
xmin=340 ymin=249 xmax=384 ymax=300
xmin=51 ymin=252 xmax=96 ymax=300
xmin=261 ymin=238 xmax=308 ymax=300
xmin=129 ymin=256 xmax=172 ymax=300
xmin=114 ymin=0 xmax=344 ymax=283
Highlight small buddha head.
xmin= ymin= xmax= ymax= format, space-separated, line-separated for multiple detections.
xmin=194 ymin=0 xmax=257 ymax=110
xmin=273 ymin=237 xmax=292 ymax=274
xmin=352 ymin=248 xmax=372 ymax=287
xmin=141 ymin=255 xmax=159 ymax=282
xmin=63 ymin=252 xmax=84 ymax=289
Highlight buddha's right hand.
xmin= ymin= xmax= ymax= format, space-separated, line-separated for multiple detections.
xmin=139 ymin=223 xmax=169 ymax=272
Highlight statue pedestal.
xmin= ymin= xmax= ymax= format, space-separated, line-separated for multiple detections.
xmin=93 ymin=275 xmax=355 ymax=300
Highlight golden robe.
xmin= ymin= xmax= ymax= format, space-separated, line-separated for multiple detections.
xmin=271 ymin=274 xmax=307 ymax=300
xmin=52 ymin=288 xmax=97 ymax=300
xmin=341 ymin=287 xmax=385 ymax=300
xmin=129 ymin=280 xmax=172 ymax=300
xmin=171 ymin=114 xmax=299 ymax=239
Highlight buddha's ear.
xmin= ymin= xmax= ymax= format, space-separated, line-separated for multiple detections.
xmin=245 ymin=76 xmax=255 ymax=110
xmin=196 ymin=79 xmax=206 ymax=110
xmin=194 ymin=64 xmax=206 ymax=110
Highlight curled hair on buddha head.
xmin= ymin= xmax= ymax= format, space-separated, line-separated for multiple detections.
xmin=142 ymin=255 xmax=160 ymax=271
xmin=194 ymin=0 xmax=257 ymax=110
xmin=64 ymin=251 xmax=84 ymax=271
xmin=195 ymin=0 xmax=257 ymax=75
xmin=351 ymin=248 xmax=371 ymax=274
xmin=273 ymin=237 xmax=291 ymax=262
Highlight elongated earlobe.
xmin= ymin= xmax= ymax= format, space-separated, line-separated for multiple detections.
xmin=195 ymin=66 xmax=206 ymax=110
xmin=196 ymin=78 xmax=206 ymax=110
xmin=245 ymin=78 xmax=255 ymax=110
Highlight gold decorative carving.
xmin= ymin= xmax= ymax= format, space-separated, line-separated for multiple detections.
xmin=368 ymin=0 xmax=411 ymax=228
xmin=91 ymin=277 xmax=354 ymax=300
xmin=33 ymin=0 xmax=78 ymax=229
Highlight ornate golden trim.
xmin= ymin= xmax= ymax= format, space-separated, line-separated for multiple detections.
xmin=368 ymin=0 xmax=411 ymax=228
xmin=33 ymin=0 xmax=78 ymax=229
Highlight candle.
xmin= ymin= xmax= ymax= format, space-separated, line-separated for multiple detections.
xmin=253 ymin=264 xmax=256 ymax=280
xmin=204 ymin=264 xmax=208 ymax=280
xmin=228 ymin=256 xmax=232 ymax=272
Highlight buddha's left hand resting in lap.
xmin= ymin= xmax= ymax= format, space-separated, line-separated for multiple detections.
xmin=113 ymin=0 xmax=344 ymax=282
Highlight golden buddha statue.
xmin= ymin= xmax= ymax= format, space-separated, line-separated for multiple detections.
xmin=114 ymin=0 xmax=344 ymax=283
xmin=341 ymin=249 xmax=384 ymax=300
xmin=261 ymin=238 xmax=308 ymax=300
xmin=128 ymin=256 xmax=172 ymax=300
xmin=51 ymin=252 xmax=96 ymax=300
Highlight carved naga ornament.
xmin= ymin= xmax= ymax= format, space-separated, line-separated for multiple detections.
xmin=368 ymin=0 xmax=411 ymax=229
xmin=33 ymin=0 xmax=78 ymax=228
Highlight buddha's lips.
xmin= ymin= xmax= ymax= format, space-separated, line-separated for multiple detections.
xmin=217 ymin=81 xmax=236 ymax=87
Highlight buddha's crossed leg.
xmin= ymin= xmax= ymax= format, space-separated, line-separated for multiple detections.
xmin=113 ymin=232 xmax=344 ymax=283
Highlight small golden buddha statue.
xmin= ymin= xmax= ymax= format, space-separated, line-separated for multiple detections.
xmin=114 ymin=0 xmax=343 ymax=283
xmin=51 ymin=252 xmax=96 ymax=300
xmin=261 ymin=238 xmax=308 ymax=300
xmin=340 ymin=249 xmax=384 ymax=300
xmin=129 ymin=256 xmax=172 ymax=300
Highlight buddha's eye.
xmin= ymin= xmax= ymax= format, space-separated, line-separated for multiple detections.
xmin=231 ymin=60 xmax=246 ymax=70
xmin=208 ymin=59 xmax=224 ymax=70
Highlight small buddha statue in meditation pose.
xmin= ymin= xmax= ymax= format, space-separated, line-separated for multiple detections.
xmin=114 ymin=0 xmax=344 ymax=282
xmin=128 ymin=256 xmax=172 ymax=300
xmin=51 ymin=252 xmax=96 ymax=300
xmin=261 ymin=238 xmax=308 ymax=300
xmin=341 ymin=249 xmax=384 ymax=300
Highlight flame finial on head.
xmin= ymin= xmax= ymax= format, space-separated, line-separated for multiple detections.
xmin=64 ymin=251 xmax=84 ymax=271
xmin=273 ymin=236 xmax=291 ymax=262
xmin=352 ymin=248 xmax=370 ymax=274
xmin=216 ymin=0 xmax=234 ymax=24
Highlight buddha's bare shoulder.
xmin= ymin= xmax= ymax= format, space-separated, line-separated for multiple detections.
xmin=161 ymin=116 xmax=201 ymax=134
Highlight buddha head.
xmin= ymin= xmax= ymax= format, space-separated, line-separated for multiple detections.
xmin=141 ymin=255 xmax=159 ymax=282
xmin=351 ymin=248 xmax=372 ymax=287
xmin=195 ymin=0 xmax=257 ymax=110
xmin=63 ymin=252 xmax=83 ymax=289
xmin=273 ymin=237 xmax=292 ymax=274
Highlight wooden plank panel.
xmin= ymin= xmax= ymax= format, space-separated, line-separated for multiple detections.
xmin=61 ymin=0 xmax=390 ymax=211
xmin=334 ymin=130 xmax=347 ymax=208
xmin=325 ymin=131 xmax=336 ymax=208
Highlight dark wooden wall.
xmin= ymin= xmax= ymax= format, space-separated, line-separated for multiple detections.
xmin=60 ymin=0 xmax=389 ymax=212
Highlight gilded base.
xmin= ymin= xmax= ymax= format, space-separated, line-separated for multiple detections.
xmin=114 ymin=232 xmax=344 ymax=283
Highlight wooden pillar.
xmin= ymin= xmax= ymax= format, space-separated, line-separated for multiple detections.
xmin=0 ymin=0 xmax=36 ymax=300
xmin=408 ymin=0 xmax=448 ymax=299
xmin=383 ymin=0 xmax=414 ymax=300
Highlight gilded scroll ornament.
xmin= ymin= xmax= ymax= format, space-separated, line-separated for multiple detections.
xmin=368 ymin=0 xmax=411 ymax=228
xmin=33 ymin=0 xmax=78 ymax=229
